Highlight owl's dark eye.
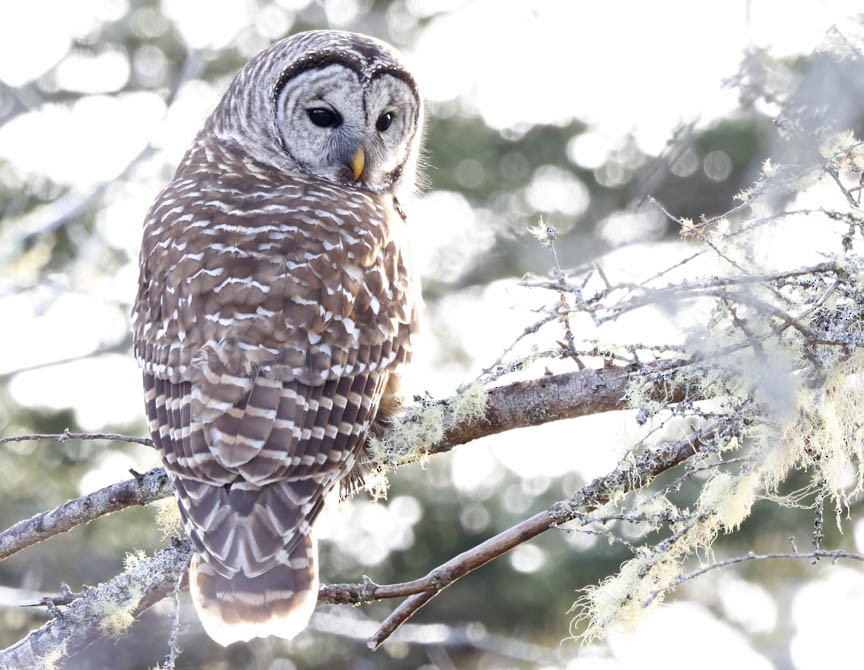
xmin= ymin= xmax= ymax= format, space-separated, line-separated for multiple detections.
xmin=307 ymin=107 xmax=342 ymax=128
xmin=376 ymin=111 xmax=394 ymax=132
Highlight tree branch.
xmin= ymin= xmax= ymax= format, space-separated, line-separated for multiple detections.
xmin=0 ymin=365 xmax=691 ymax=557
xmin=0 ymin=538 xmax=192 ymax=670
xmin=0 ymin=363 xmax=697 ymax=661
xmin=0 ymin=467 xmax=171 ymax=561
xmin=320 ymin=419 xmax=727 ymax=648
xmin=0 ymin=430 xmax=153 ymax=448
xmin=641 ymin=546 xmax=864 ymax=607
xmin=434 ymin=365 xmax=676 ymax=454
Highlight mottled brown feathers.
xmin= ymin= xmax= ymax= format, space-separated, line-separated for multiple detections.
xmin=132 ymin=29 xmax=423 ymax=646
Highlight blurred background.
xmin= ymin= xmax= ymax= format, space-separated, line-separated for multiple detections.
xmin=1 ymin=1 xmax=864 ymax=668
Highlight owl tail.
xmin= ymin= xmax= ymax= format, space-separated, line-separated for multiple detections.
xmin=188 ymin=533 xmax=319 ymax=646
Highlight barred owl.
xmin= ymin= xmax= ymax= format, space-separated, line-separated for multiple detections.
xmin=131 ymin=30 xmax=423 ymax=646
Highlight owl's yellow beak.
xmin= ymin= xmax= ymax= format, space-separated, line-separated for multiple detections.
xmin=349 ymin=146 xmax=365 ymax=182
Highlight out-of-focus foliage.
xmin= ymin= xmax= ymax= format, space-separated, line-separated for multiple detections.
xmin=2 ymin=1 xmax=864 ymax=668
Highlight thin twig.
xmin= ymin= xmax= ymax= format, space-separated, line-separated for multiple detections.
xmin=161 ymin=568 xmax=184 ymax=670
xmin=0 ymin=430 xmax=153 ymax=448
xmin=641 ymin=547 xmax=864 ymax=607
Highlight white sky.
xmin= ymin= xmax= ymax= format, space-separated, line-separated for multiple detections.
xmin=1 ymin=0 xmax=863 ymax=664
xmin=1 ymin=0 xmax=862 ymax=188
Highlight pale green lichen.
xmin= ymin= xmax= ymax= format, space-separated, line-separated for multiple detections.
xmin=385 ymin=383 xmax=487 ymax=465
xmin=787 ymin=348 xmax=864 ymax=514
xmin=366 ymin=401 xmax=445 ymax=468
xmin=152 ymin=497 xmax=184 ymax=539
xmin=678 ymin=217 xmax=695 ymax=234
xmin=123 ymin=549 xmax=147 ymax=571
xmin=96 ymin=594 xmax=143 ymax=638
xmin=571 ymin=131 xmax=864 ymax=641
xmin=733 ymin=186 xmax=754 ymax=203
xmin=77 ymin=550 xmax=149 ymax=639
xmin=698 ymin=471 xmax=759 ymax=532
xmin=762 ymin=158 xmax=777 ymax=176
xmin=451 ymin=382 xmax=489 ymax=425
xmin=93 ymin=580 xmax=145 ymax=639
xmin=575 ymin=337 xmax=864 ymax=642
xmin=572 ymin=550 xmax=678 ymax=643
xmin=571 ymin=514 xmax=722 ymax=644
xmin=366 ymin=383 xmax=489 ymax=501
xmin=527 ymin=216 xmax=555 ymax=246
xmin=820 ymin=129 xmax=858 ymax=160
xmin=33 ymin=643 xmax=67 ymax=670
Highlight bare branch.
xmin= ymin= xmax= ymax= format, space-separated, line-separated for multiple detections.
xmin=0 ymin=468 xmax=171 ymax=561
xmin=0 ymin=430 xmax=153 ymax=448
xmin=442 ymin=369 xmax=627 ymax=451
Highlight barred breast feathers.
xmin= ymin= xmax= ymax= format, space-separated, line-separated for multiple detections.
xmin=132 ymin=144 xmax=419 ymax=391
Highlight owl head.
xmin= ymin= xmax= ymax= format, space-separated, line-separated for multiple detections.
xmin=206 ymin=30 xmax=424 ymax=198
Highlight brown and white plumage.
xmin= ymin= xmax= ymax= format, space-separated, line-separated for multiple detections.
xmin=131 ymin=30 xmax=423 ymax=645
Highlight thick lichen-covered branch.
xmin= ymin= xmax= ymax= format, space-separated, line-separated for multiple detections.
xmin=0 ymin=539 xmax=192 ymax=670
xmin=367 ymin=364 xmax=695 ymax=474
